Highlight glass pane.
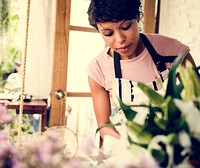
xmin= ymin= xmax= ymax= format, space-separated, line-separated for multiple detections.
xmin=70 ymin=0 xmax=92 ymax=28
xmin=67 ymin=31 xmax=105 ymax=92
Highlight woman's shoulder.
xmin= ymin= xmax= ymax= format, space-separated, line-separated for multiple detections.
xmin=144 ymin=33 xmax=179 ymax=43
xmin=143 ymin=33 xmax=188 ymax=55
xmin=88 ymin=46 xmax=112 ymax=67
xmin=87 ymin=47 xmax=112 ymax=88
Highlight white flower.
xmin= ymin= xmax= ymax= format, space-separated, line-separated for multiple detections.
xmin=132 ymin=109 xmax=148 ymax=125
xmin=178 ymin=131 xmax=191 ymax=148
xmin=102 ymin=135 xmax=129 ymax=156
xmin=147 ymin=135 xmax=167 ymax=151
xmin=174 ymin=99 xmax=200 ymax=139
xmin=101 ymin=136 xmax=159 ymax=168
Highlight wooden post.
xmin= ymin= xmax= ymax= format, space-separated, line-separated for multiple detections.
xmin=143 ymin=0 xmax=156 ymax=33
xmin=49 ymin=0 xmax=71 ymax=127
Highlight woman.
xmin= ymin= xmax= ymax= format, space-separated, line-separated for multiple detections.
xmin=87 ymin=0 xmax=196 ymax=141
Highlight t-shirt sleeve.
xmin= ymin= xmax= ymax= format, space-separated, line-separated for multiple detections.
xmin=87 ymin=59 xmax=105 ymax=88
xmin=148 ymin=34 xmax=189 ymax=56
xmin=146 ymin=34 xmax=190 ymax=69
xmin=163 ymin=38 xmax=190 ymax=67
xmin=171 ymin=38 xmax=189 ymax=56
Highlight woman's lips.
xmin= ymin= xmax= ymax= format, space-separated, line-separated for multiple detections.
xmin=116 ymin=43 xmax=132 ymax=53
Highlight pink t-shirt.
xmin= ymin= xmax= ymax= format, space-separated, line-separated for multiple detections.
xmin=87 ymin=33 xmax=188 ymax=92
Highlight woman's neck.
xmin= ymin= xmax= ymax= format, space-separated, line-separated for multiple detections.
xmin=134 ymin=37 xmax=145 ymax=57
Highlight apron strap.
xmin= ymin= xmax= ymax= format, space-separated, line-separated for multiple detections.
xmin=114 ymin=51 xmax=122 ymax=78
xmin=140 ymin=33 xmax=177 ymax=72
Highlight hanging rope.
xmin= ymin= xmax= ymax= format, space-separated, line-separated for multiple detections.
xmin=17 ymin=0 xmax=31 ymax=145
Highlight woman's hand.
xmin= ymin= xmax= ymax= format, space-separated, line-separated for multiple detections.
xmin=88 ymin=76 xmax=120 ymax=139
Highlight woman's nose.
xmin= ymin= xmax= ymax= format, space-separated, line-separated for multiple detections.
xmin=115 ymin=32 xmax=126 ymax=44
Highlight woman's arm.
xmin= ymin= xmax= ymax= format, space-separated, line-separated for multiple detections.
xmin=88 ymin=76 xmax=120 ymax=139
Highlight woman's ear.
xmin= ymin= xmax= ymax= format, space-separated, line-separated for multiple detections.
xmin=136 ymin=16 xmax=140 ymax=22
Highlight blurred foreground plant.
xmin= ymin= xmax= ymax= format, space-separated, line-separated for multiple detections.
xmin=117 ymin=49 xmax=200 ymax=167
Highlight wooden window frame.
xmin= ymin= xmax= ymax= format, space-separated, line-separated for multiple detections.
xmin=49 ymin=0 xmax=95 ymax=127
xmin=49 ymin=0 xmax=157 ymax=128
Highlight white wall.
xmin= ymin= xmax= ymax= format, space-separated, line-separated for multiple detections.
xmin=18 ymin=0 xmax=55 ymax=98
xmin=159 ymin=0 xmax=200 ymax=65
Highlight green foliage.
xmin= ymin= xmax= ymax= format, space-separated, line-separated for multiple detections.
xmin=120 ymin=50 xmax=200 ymax=167
xmin=8 ymin=110 xmax=34 ymax=139
xmin=0 ymin=0 xmax=10 ymax=34
xmin=164 ymin=49 xmax=189 ymax=99
xmin=1 ymin=45 xmax=22 ymax=73
xmin=119 ymin=99 xmax=137 ymax=120
xmin=0 ymin=0 xmax=19 ymax=36
xmin=0 ymin=0 xmax=21 ymax=82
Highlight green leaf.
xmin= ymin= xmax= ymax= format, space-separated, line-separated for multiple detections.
xmin=151 ymin=149 xmax=167 ymax=164
xmin=127 ymin=121 xmax=143 ymax=134
xmin=138 ymin=82 xmax=165 ymax=106
xmin=161 ymin=96 xmax=181 ymax=128
xmin=119 ymin=98 xmax=137 ymax=121
xmin=168 ymin=98 xmax=180 ymax=120
xmin=95 ymin=123 xmax=121 ymax=135
xmin=154 ymin=117 xmax=167 ymax=131
xmin=165 ymin=49 xmax=189 ymax=99
xmin=127 ymin=135 xmax=148 ymax=148
xmin=179 ymin=62 xmax=200 ymax=100
xmin=173 ymin=115 xmax=188 ymax=133
xmin=143 ymin=105 xmax=164 ymax=135
xmin=127 ymin=121 xmax=152 ymax=145
xmin=166 ymin=133 xmax=179 ymax=145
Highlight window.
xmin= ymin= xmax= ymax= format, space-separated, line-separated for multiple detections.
xmin=65 ymin=0 xmax=104 ymax=148
xmin=67 ymin=0 xmax=105 ymax=93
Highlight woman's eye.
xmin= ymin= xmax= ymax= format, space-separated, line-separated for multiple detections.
xmin=104 ymin=32 xmax=113 ymax=37
xmin=122 ymin=24 xmax=131 ymax=30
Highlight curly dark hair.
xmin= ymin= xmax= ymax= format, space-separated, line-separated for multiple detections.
xmin=87 ymin=0 xmax=142 ymax=30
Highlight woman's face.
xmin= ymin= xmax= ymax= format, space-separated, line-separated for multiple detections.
xmin=97 ymin=19 xmax=140 ymax=59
